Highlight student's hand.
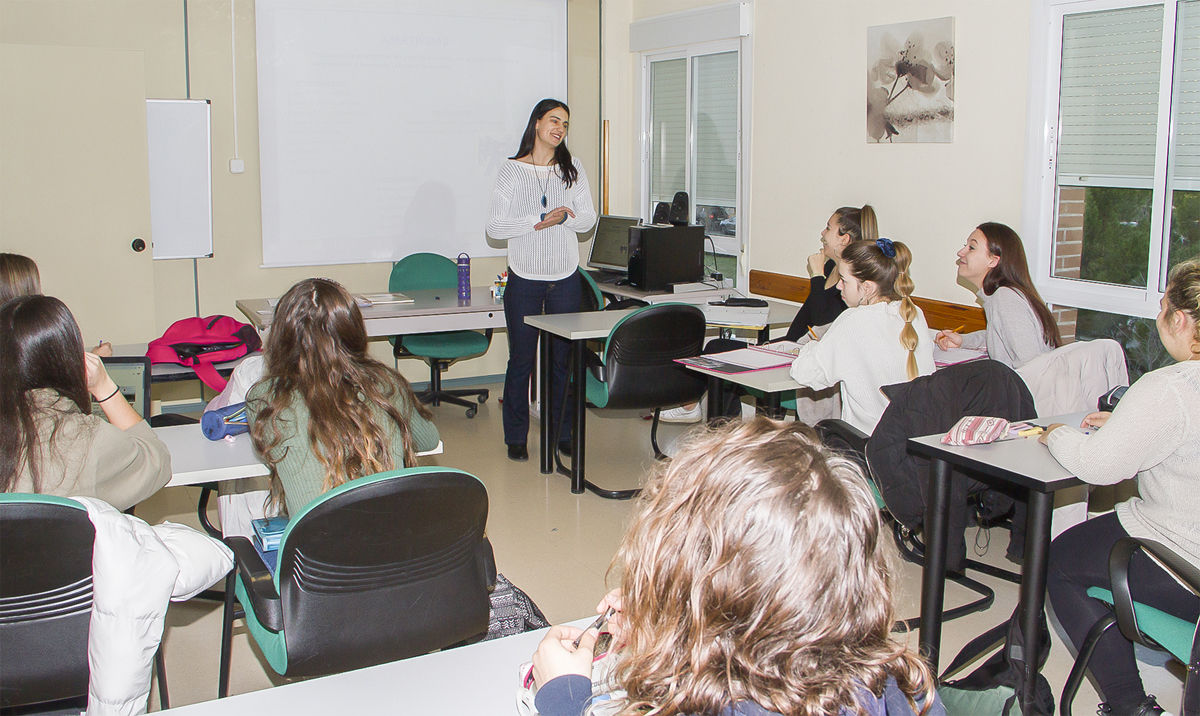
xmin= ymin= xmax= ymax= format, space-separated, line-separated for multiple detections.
xmin=91 ymin=341 xmax=114 ymax=357
xmin=1082 ymin=411 xmax=1111 ymax=430
xmin=807 ymin=251 xmax=826 ymax=277
xmin=934 ymin=330 xmax=963 ymax=350
xmin=534 ymin=206 xmax=576 ymax=231
xmin=595 ymin=588 xmax=626 ymax=643
xmin=1038 ymin=423 xmax=1066 ymax=445
xmin=83 ymin=351 xmax=118 ymax=399
xmin=532 ymin=625 xmax=597 ymax=686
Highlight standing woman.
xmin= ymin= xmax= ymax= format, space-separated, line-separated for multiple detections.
xmin=487 ymin=99 xmax=596 ymax=461
xmin=935 ymin=222 xmax=1060 ymax=368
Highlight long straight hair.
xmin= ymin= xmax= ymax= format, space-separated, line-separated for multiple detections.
xmin=607 ymin=418 xmax=936 ymax=716
xmin=0 ymin=253 xmax=42 ymax=305
xmin=248 ymin=278 xmax=433 ymax=511
xmin=0 ymin=295 xmax=91 ymax=492
xmin=509 ymin=98 xmax=578 ymax=187
xmin=976 ymin=222 xmax=1062 ymax=348
xmin=841 ymin=239 xmax=922 ymax=379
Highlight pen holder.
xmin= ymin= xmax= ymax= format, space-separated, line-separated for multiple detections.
xmin=492 ymin=281 xmax=506 ymax=301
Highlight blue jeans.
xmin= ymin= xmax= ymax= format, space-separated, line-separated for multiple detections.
xmin=502 ymin=270 xmax=582 ymax=446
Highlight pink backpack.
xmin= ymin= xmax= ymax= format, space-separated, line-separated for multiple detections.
xmin=146 ymin=315 xmax=262 ymax=391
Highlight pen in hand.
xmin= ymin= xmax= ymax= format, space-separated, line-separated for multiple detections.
xmin=573 ymin=607 xmax=615 ymax=648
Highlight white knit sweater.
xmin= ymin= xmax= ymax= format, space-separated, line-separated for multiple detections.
xmin=486 ymin=158 xmax=596 ymax=281
xmin=1046 ymin=360 xmax=1200 ymax=566
xmin=789 ymin=301 xmax=936 ymax=435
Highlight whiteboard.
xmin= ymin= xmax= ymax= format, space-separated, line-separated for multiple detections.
xmin=146 ymin=99 xmax=213 ymax=260
xmin=255 ymin=0 xmax=568 ymax=268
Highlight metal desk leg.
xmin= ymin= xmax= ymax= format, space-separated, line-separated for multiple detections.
xmin=764 ymin=391 xmax=783 ymax=420
xmin=707 ymin=375 xmax=722 ymax=422
xmin=919 ymin=457 xmax=953 ymax=671
xmin=538 ymin=330 xmax=552 ymax=474
xmin=1019 ymin=489 xmax=1054 ymax=714
xmin=570 ymin=340 xmax=587 ymax=494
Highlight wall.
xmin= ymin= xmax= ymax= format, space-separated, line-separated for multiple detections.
xmin=1 ymin=0 xmax=600 ymax=385
xmin=604 ymin=0 xmax=1035 ymax=306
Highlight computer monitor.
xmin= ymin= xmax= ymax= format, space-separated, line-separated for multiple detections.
xmin=587 ymin=215 xmax=640 ymax=273
xmin=95 ymin=355 xmax=151 ymax=420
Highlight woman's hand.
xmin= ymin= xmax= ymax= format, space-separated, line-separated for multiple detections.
xmin=934 ymin=329 xmax=963 ymax=351
xmin=534 ymin=206 xmax=576 ymax=231
xmin=807 ymin=251 xmax=826 ymax=277
xmin=1038 ymin=423 xmax=1066 ymax=445
xmin=595 ymin=588 xmax=626 ymax=643
xmin=1082 ymin=411 xmax=1111 ymax=430
xmin=531 ymin=625 xmax=597 ymax=687
xmin=84 ymin=351 xmax=142 ymax=430
xmin=84 ymin=351 xmax=117 ymax=398
xmin=91 ymin=341 xmax=113 ymax=357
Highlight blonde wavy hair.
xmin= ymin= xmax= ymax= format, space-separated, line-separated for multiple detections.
xmin=1165 ymin=258 xmax=1200 ymax=357
xmin=605 ymin=418 xmax=935 ymax=716
xmin=841 ymin=239 xmax=921 ymax=379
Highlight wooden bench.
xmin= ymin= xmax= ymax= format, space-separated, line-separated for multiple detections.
xmin=748 ymin=269 xmax=986 ymax=333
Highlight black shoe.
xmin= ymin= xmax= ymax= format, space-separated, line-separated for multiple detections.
xmin=507 ymin=443 xmax=528 ymax=461
xmin=557 ymin=441 xmax=572 ymax=457
xmin=1096 ymin=696 xmax=1165 ymax=716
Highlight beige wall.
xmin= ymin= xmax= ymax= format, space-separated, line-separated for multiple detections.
xmin=604 ymin=0 xmax=1034 ymax=305
xmin=1 ymin=0 xmax=601 ymax=383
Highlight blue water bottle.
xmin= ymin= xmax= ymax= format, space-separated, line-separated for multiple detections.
xmin=457 ymin=253 xmax=471 ymax=300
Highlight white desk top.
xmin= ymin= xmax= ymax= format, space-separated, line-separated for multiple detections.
xmin=680 ymin=363 xmax=800 ymax=394
xmin=156 ymin=424 xmax=443 ymax=489
xmin=526 ymin=299 xmax=795 ymax=341
xmin=237 ymin=287 xmax=506 ymax=337
xmin=907 ymin=412 xmax=1089 ymax=493
xmin=160 ymin=617 xmax=591 ymax=714
xmin=598 ymin=281 xmax=730 ymax=304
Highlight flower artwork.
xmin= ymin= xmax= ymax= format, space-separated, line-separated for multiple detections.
xmin=867 ymin=17 xmax=954 ymax=143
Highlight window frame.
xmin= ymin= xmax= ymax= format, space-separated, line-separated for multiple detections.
xmin=1023 ymin=0 xmax=1185 ymax=319
xmin=639 ymin=38 xmax=745 ymax=266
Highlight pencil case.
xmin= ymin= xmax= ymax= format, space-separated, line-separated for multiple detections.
xmin=201 ymin=401 xmax=249 ymax=440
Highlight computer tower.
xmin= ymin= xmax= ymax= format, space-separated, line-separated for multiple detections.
xmin=627 ymin=225 xmax=705 ymax=291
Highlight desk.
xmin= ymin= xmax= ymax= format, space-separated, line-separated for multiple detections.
xmin=155 ymin=424 xmax=443 ymax=489
xmin=160 ymin=617 xmax=590 ymax=714
xmin=907 ymin=416 xmax=1085 ymax=712
xmin=236 ymin=287 xmax=506 ymax=337
xmin=112 ymin=343 xmax=248 ymax=384
xmin=526 ymin=301 xmax=794 ymax=496
xmin=679 ymin=363 xmax=799 ymax=420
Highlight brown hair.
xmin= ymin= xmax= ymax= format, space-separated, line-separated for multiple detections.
xmin=841 ymin=239 xmax=921 ymax=379
xmin=248 ymin=278 xmax=433 ymax=511
xmin=0 ymin=295 xmax=91 ymax=492
xmin=834 ymin=205 xmax=879 ymax=242
xmin=976 ymin=222 xmax=1062 ymax=348
xmin=607 ymin=418 xmax=936 ymax=716
xmin=0 ymin=253 xmax=42 ymax=306
xmin=1165 ymin=258 xmax=1200 ymax=357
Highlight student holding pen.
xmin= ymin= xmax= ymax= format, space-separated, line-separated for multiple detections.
xmin=1039 ymin=259 xmax=1200 ymax=716
xmin=933 ymin=223 xmax=1059 ymax=369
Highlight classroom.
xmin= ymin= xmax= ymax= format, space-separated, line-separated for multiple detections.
xmin=2 ymin=1 xmax=1198 ymax=714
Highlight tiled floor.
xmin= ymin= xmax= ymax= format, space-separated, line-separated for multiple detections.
xmin=135 ymin=383 xmax=1182 ymax=713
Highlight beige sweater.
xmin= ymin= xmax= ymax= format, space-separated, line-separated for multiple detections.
xmin=1046 ymin=360 xmax=1200 ymax=566
xmin=9 ymin=389 xmax=171 ymax=510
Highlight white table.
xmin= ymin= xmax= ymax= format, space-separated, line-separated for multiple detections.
xmin=156 ymin=424 xmax=443 ymax=489
xmin=159 ymin=617 xmax=590 ymax=714
xmin=236 ymin=287 xmax=506 ymax=337
xmin=907 ymin=414 xmax=1086 ymax=712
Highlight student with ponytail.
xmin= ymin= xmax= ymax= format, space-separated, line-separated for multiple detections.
xmin=789 ymin=238 xmax=935 ymax=435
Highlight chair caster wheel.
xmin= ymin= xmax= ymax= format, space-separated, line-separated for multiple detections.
xmin=477 ymin=390 xmax=489 ymax=404
xmin=466 ymin=406 xmax=478 ymax=418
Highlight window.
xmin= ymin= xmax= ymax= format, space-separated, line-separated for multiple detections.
xmin=642 ymin=43 xmax=742 ymax=260
xmin=1028 ymin=0 xmax=1200 ymax=321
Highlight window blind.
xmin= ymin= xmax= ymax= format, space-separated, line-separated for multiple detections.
xmin=1169 ymin=0 xmax=1199 ymax=185
xmin=1056 ymin=5 xmax=1163 ymax=181
xmin=692 ymin=51 xmax=738 ymax=207
xmin=649 ymin=58 xmax=687 ymax=207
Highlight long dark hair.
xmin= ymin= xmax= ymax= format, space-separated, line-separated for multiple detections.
xmin=0 ymin=295 xmax=91 ymax=492
xmin=249 ymin=278 xmax=433 ymax=512
xmin=976 ymin=222 xmax=1062 ymax=348
xmin=509 ymin=98 xmax=578 ymax=187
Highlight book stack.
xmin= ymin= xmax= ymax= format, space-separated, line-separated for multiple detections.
xmin=251 ymin=516 xmax=289 ymax=574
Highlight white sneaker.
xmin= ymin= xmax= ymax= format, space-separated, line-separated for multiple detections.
xmin=659 ymin=403 xmax=703 ymax=423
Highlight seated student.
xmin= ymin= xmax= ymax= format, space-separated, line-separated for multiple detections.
xmin=0 ymin=295 xmax=170 ymax=510
xmin=934 ymin=222 xmax=1060 ymax=368
xmin=1041 ymin=259 xmax=1200 ymax=716
xmin=0 ymin=252 xmax=113 ymax=356
xmin=661 ymin=204 xmax=878 ymax=423
xmin=530 ymin=418 xmax=944 ymax=716
xmin=246 ymin=277 xmax=439 ymax=517
xmin=789 ymin=238 xmax=934 ymax=435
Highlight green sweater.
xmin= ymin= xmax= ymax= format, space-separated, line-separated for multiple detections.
xmin=246 ymin=379 xmax=440 ymax=517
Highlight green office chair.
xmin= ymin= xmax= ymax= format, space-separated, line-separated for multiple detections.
xmin=0 ymin=494 xmax=170 ymax=711
xmin=389 ymin=253 xmax=491 ymax=418
xmin=217 ymin=467 xmax=496 ymax=696
xmin=1060 ymin=537 xmax=1200 ymax=716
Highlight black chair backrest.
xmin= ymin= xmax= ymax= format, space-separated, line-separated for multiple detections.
xmin=0 ymin=498 xmax=94 ymax=709
xmin=277 ymin=470 xmax=492 ymax=677
xmin=602 ymin=303 xmax=708 ymax=410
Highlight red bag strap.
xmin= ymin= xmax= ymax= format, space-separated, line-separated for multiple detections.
xmin=192 ymin=361 xmax=229 ymax=392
